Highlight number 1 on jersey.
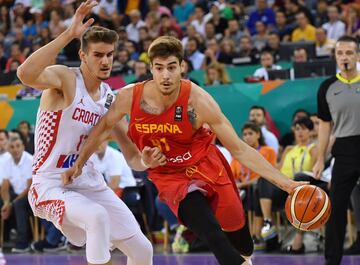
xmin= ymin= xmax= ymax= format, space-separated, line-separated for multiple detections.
xmin=151 ymin=137 xmax=170 ymax=152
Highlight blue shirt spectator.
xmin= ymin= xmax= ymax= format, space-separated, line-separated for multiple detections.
xmin=173 ymin=0 xmax=194 ymax=29
xmin=247 ymin=0 xmax=276 ymax=35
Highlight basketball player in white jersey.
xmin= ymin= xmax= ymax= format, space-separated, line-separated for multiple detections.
xmin=17 ymin=1 xmax=165 ymax=265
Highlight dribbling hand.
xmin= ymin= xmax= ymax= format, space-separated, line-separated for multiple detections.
xmin=61 ymin=163 xmax=82 ymax=185
xmin=142 ymin=146 xmax=167 ymax=168
xmin=67 ymin=0 xmax=98 ymax=39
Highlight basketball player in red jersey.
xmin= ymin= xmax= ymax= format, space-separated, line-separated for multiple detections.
xmin=64 ymin=36 xmax=306 ymax=265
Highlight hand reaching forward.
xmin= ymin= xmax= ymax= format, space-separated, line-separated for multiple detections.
xmin=142 ymin=146 xmax=167 ymax=168
xmin=68 ymin=0 xmax=98 ymax=39
xmin=61 ymin=163 xmax=83 ymax=185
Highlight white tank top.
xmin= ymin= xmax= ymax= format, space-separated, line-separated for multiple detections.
xmin=32 ymin=68 xmax=115 ymax=185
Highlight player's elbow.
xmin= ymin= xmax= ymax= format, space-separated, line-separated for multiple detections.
xmin=17 ymin=64 xmax=33 ymax=85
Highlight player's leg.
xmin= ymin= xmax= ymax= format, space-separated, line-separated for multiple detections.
xmin=62 ymin=191 xmax=112 ymax=265
xmin=178 ymin=191 xmax=248 ymax=265
xmin=87 ymin=188 xmax=153 ymax=265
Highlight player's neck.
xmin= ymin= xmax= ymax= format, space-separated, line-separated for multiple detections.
xmin=157 ymin=84 xmax=181 ymax=109
xmin=80 ymin=65 xmax=101 ymax=94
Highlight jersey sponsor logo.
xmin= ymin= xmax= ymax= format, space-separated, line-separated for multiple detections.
xmin=105 ymin=93 xmax=113 ymax=109
xmin=77 ymin=97 xmax=85 ymax=106
xmin=134 ymin=123 xmax=183 ymax=134
xmin=167 ymin=151 xmax=192 ymax=163
xmin=56 ymin=154 xmax=79 ymax=168
xmin=174 ymin=106 xmax=183 ymax=121
xmin=333 ymin=91 xmax=342 ymax=96
xmin=72 ymin=108 xmax=101 ymax=126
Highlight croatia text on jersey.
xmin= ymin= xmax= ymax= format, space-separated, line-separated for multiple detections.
xmin=56 ymin=154 xmax=79 ymax=168
xmin=72 ymin=108 xmax=101 ymax=126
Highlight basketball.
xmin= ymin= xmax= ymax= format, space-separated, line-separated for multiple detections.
xmin=285 ymin=185 xmax=331 ymax=231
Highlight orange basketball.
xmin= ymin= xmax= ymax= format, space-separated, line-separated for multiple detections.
xmin=285 ymin=185 xmax=331 ymax=231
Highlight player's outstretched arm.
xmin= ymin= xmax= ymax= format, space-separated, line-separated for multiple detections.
xmin=17 ymin=0 xmax=97 ymax=90
xmin=194 ymin=88 xmax=307 ymax=194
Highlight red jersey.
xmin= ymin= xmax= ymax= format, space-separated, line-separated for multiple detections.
xmin=128 ymin=79 xmax=245 ymax=231
xmin=128 ymin=79 xmax=215 ymax=173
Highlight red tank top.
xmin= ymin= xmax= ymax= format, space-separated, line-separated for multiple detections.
xmin=128 ymin=79 xmax=215 ymax=174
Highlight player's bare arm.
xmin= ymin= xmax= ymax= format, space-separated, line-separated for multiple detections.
xmin=190 ymin=83 xmax=306 ymax=194
xmin=17 ymin=0 xmax=97 ymax=91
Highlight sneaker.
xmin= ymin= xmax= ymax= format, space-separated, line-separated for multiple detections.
xmin=261 ymin=220 xmax=277 ymax=240
xmin=171 ymin=225 xmax=189 ymax=253
xmin=253 ymin=236 xmax=266 ymax=251
xmin=31 ymin=239 xmax=67 ymax=253
xmin=11 ymin=243 xmax=30 ymax=253
xmin=344 ymin=240 xmax=360 ymax=255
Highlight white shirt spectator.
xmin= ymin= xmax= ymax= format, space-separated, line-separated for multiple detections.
xmin=90 ymin=146 xmax=136 ymax=189
xmin=126 ymin=20 xmax=146 ymax=43
xmin=92 ymin=0 xmax=117 ymax=16
xmin=322 ymin=21 xmax=345 ymax=41
xmin=261 ymin=126 xmax=279 ymax=154
xmin=0 ymin=152 xmax=11 ymax=184
xmin=190 ymin=13 xmax=212 ymax=37
xmin=253 ymin=65 xmax=282 ymax=81
xmin=3 ymin=151 xmax=32 ymax=195
xmin=188 ymin=50 xmax=205 ymax=70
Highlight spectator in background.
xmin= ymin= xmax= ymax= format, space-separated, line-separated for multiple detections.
xmin=147 ymin=0 xmax=172 ymax=18
xmin=290 ymin=47 xmax=308 ymax=79
xmin=204 ymin=62 xmax=231 ymax=86
xmin=263 ymin=32 xmax=281 ymax=61
xmin=48 ymin=10 xmax=66 ymax=39
xmin=322 ymin=6 xmax=345 ymax=42
xmin=0 ymin=43 xmax=8 ymax=72
xmin=316 ymin=27 xmax=335 ymax=57
xmin=112 ymin=48 xmax=134 ymax=75
xmin=0 ymin=6 xmax=11 ymax=35
xmin=204 ymin=22 xmax=219 ymax=43
xmin=345 ymin=4 xmax=360 ymax=37
xmin=291 ymin=11 xmax=316 ymax=42
xmin=208 ymin=2 xmax=228 ymax=37
xmin=224 ymin=19 xmax=246 ymax=47
xmin=249 ymin=105 xmax=280 ymax=154
xmin=1 ymin=137 xmax=32 ymax=253
xmin=124 ymin=40 xmax=139 ymax=61
xmin=158 ymin=14 xmax=183 ymax=39
xmin=181 ymin=24 xmax=197 ymax=49
xmin=218 ymin=38 xmax=238 ymax=65
xmin=314 ymin=0 xmax=329 ymax=27
xmin=145 ymin=11 xmax=161 ymax=39
xmin=90 ymin=141 xmax=136 ymax=197
xmin=139 ymin=37 xmax=153 ymax=64
xmin=93 ymin=0 xmax=121 ymax=29
xmin=5 ymin=42 xmax=25 ymax=73
xmin=246 ymin=0 xmax=275 ymax=36
xmin=253 ymin=50 xmax=281 ymax=81
xmin=0 ymin=129 xmax=10 ymax=169
xmin=126 ymin=9 xmax=146 ymax=43
xmin=31 ymin=220 xmax=66 ymax=252
xmin=235 ymin=35 xmax=260 ymax=65
xmin=202 ymin=38 xmax=221 ymax=69
xmin=252 ymin=21 xmax=269 ymax=51
xmin=284 ymin=0 xmax=314 ymax=27
xmin=190 ymin=4 xmax=212 ymax=38
xmin=133 ymin=60 xmax=152 ymax=82
xmin=231 ymin=122 xmax=278 ymax=251
xmin=17 ymin=120 xmax=34 ymax=155
xmin=185 ymin=37 xmax=205 ymax=70
xmin=274 ymin=10 xmax=292 ymax=42
xmin=173 ymin=0 xmax=195 ymax=30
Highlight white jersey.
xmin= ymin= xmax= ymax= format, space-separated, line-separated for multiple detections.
xmin=32 ymin=68 xmax=115 ymax=186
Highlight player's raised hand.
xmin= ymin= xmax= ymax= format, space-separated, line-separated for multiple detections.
xmin=61 ymin=163 xmax=82 ymax=185
xmin=142 ymin=146 xmax=167 ymax=168
xmin=68 ymin=0 xmax=98 ymax=38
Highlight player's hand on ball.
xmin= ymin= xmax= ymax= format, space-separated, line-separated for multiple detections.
xmin=287 ymin=179 xmax=309 ymax=194
xmin=142 ymin=146 xmax=167 ymax=168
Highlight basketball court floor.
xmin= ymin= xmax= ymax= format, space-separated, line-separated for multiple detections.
xmin=4 ymin=253 xmax=360 ymax=265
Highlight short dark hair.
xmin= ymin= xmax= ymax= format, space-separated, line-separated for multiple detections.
xmin=18 ymin=120 xmax=31 ymax=130
xmin=242 ymin=122 xmax=266 ymax=146
xmin=0 ymin=129 xmax=9 ymax=139
xmin=148 ymin=36 xmax=184 ymax=64
xmin=293 ymin=117 xmax=314 ymax=130
xmin=336 ymin=35 xmax=359 ymax=52
xmin=81 ymin=26 xmax=119 ymax=52
xmin=250 ymin=105 xmax=266 ymax=117
xmin=292 ymin=108 xmax=310 ymax=120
